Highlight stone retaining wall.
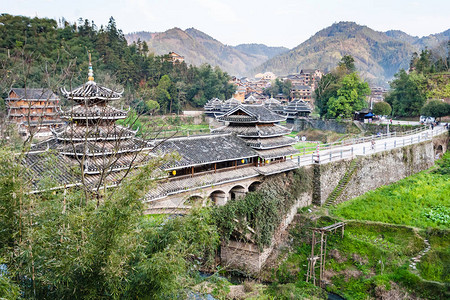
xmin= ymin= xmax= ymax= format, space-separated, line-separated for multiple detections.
xmin=313 ymin=141 xmax=435 ymax=205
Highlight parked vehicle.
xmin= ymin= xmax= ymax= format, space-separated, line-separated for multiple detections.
xmin=420 ymin=116 xmax=435 ymax=124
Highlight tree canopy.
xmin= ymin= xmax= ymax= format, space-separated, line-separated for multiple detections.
xmin=0 ymin=14 xmax=235 ymax=114
xmin=314 ymin=55 xmax=369 ymax=119
xmin=372 ymin=101 xmax=392 ymax=116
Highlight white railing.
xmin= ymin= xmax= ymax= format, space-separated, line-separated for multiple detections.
xmin=289 ymin=126 xmax=447 ymax=167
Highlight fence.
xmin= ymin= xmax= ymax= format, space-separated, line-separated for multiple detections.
xmin=289 ymin=126 xmax=447 ymax=167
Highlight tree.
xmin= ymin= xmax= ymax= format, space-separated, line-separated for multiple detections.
xmin=372 ymin=101 xmax=392 ymax=116
xmin=145 ymin=99 xmax=160 ymax=115
xmin=385 ymin=69 xmax=427 ymax=117
xmin=314 ymin=72 xmax=340 ymax=117
xmin=337 ymin=55 xmax=356 ymax=74
xmin=421 ymin=100 xmax=450 ymax=120
xmin=155 ymin=75 xmax=172 ymax=114
xmin=326 ymin=72 xmax=370 ymax=119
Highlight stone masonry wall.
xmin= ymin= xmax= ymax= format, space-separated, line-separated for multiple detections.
xmin=315 ymin=141 xmax=435 ymax=205
xmin=220 ymin=167 xmax=313 ymax=275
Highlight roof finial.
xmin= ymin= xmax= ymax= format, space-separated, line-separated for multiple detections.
xmin=88 ymin=51 xmax=95 ymax=83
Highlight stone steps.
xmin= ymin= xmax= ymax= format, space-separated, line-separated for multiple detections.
xmin=324 ymin=158 xmax=359 ymax=208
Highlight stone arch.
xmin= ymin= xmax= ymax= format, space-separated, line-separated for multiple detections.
xmin=435 ymin=144 xmax=444 ymax=159
xmin=183 ymin=195 xmax=203 ymax=207
xmin=248 ymin=181 xmax=262 ymax=192
xmin=229 ymin=185 xmax=246 ymax=200
xmin=209 ymin=190 xmax=227 ymax=206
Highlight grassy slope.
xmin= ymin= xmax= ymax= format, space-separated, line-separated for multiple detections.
xmin=270 ymin=155 xmax=450 ymax=299
xmin=332 ymin=172 xmax=450 ymax=229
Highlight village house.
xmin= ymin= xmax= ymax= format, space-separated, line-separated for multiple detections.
xmin=5 ymin=88 xmax=64 ymax=138
xmin=290 ymin=84 xmax=313 ymax=101
xmin=167 ymin=51 xmax=184 ymax=64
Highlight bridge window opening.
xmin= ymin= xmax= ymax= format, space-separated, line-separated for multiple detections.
xmin=229 ymin=185 xmax=246 ymax=201
xmin=210 ymin=190 xmax=227 ymax=206
xmin=248 ymin=181 xmax=261 ymax=192
xmin=184 ymin=195 xmax=203 ymax=207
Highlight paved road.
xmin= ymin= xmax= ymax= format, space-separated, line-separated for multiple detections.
xmin=293 ymin=125 xmax=446 ymax=167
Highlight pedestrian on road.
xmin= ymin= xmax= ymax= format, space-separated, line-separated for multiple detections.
xmin=371 ymin=139 xmax=375 ymax=151
xmin=431 ymin=123 xmax=434 ymax=130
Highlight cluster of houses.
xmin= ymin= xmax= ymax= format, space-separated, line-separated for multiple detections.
xmin=231 ymin=69 xmax=324 ymax=102
xmin=204 ymin=96 xmax=313 ymax=124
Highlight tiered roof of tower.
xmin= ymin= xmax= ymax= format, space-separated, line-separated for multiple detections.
xmin=212 ymin=104 xmax=297 ymax=160
xmin=27 ymin=57 xmax=153 ymax=191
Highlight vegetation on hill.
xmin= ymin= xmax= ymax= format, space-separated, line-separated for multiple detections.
xmin=0 ymin=14 xmax=235 ymax=114
xmin=254 ymin=21 xmax=449 ymax=85
xmin=125 ymin=28 xmax=286 ymax=76
xmin=268 ymin=153 xmax=450 ymax=299
xmin=386 ymin=48 xmax=450 ymax=117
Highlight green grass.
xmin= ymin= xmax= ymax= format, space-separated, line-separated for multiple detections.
xmin=272 ymin=157 xmax=450 ymax=299
xmin=293 ymin=142 xmax=320 ymax=152
xmin=332 ymin=172 xmax=450 ymax=229
xmin=417 ymin=229 xmax=450 ymax=282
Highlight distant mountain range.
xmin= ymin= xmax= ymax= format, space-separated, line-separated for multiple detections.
xmin=125 ymin=28 xmax=288 ymax=76
xmin=254 ymin=22 xmax=450 ymax=85
xmin=126 ymin=22 xmax=449 ymax=85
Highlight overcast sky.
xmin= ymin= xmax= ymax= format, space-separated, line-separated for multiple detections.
xmin=2 ymin=0 xmax=449 ymax=48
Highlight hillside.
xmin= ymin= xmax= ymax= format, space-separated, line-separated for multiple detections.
xmin=254 ymin=22 xmax=450 ymax=85
xmin=125 ymin=28 xmax=285 ymax=76
xmin=233 ymin=43 xmax=288 ymax=59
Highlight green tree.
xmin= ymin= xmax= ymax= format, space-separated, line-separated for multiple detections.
xmin=421 ymin=99 xmax=450 ymax=120
xmin=155 ymin=75 xmax=172 ymax=114
xmin=372 ymin=101 xmax=392 ymax=116
xmin=385 ymin=69 xmax=427 ymax=117
xmin=326 ymin=72 xmax=370 ymax=119
xmin=337 ymin=54 xmax=356 ymax=74
xmin=314 ymin=72 xmax=340 ymax=117
xmin=145 ymin=99 xmax=160 ymax=114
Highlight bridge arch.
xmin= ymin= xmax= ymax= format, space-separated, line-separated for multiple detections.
xmin=209 ymin=190 xmax=227 ymax=206
xmin=183 ymin=195 xmax=203 ymax=208
xmin=229 ymin=185 xmax=246 ymax=200
xmin=248 ymin=181 xmax=262 ymax=192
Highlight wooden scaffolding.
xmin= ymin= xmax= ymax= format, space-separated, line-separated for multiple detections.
xmin=306 ymin=222 xmax=345 ymax=287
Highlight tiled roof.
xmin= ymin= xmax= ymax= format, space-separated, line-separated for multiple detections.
xmin=212 ymin=123 xmax=291 ymax=138
xmin=256 ymin=160 xmax=298 ymax=175
xmin=7 ymin=88 xmax=59 ymax=100
xmin=285 ymin=99 xmax=312 ymax=114
xmin=221 ymin=97 xmax=241 ymax=111
xmin=255 ymin=146 xmax=298 ymax=159
xmin=61 ymin=105 xmax=127 ymax=120
xmin=204 ymin=98 xmax=223 ymax=111
xmin=61 ymin=82 xmax=123 ymax=103
xmin=155 ymin=133 xmax=258 ymax=169
xmin=59 ymin=139 xmax=153 ymax=156
xmin=245 ymin=136 xmax=296 ymax=149
xmin=54 ymin=124 xmax=137 ymax=141
xmin=218 ymin=104 xmax=286 ymax=123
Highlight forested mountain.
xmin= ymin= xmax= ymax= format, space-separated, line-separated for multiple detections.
xmin=0 ymin=14 xmax=235 ymax=114
xmin=385 ymin=29 xmax=450 ymax=49
xmin=254 ymin=22 xmax=450 ymax=86
xmin=125 ymin=28 xmax=286 ymax=76
xmin=233 ymin=43 xmax=288 ymax=59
